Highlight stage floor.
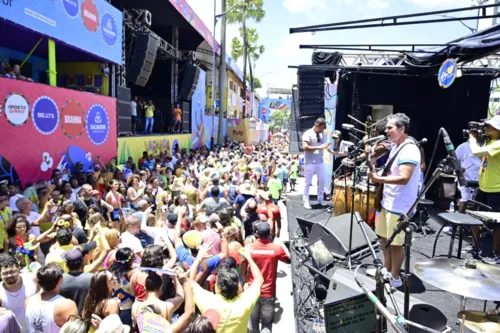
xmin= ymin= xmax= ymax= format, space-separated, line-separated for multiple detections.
xmin=285 ymin=190 xmax=494 ymax=333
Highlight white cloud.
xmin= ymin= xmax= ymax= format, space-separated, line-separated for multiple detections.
xmin=407 ymin=0 xmax=474 ymax=8
xmin=273 ymin=33 xmax=318 ymax=58
xmin=282 ymin=0 xmax=328 ymax=14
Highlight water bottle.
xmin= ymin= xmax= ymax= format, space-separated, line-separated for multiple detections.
xmin=449 ymin=201 xmax=455 ymax=213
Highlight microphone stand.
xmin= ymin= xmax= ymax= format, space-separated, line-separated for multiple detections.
xmin=385 ymin=158 xmax=449 ymax=320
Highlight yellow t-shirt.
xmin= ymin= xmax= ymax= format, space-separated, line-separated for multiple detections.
xmin=0 ymin=208 xmax=12 ymax=246
xmin=45 ymin=244 xmax=74 ymax=273
xmin=193 ymin=282 xmax=260 ymax=333
xmin=145 ymin=105 xmax=155 ymax=118
xmin=479 ymin=139 xmax=500 ymax=193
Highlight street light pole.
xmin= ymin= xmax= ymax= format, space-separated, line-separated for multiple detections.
xmin=218 ymin=0 xmax=227 ymax=147
xmin=211 ymin=0 xmax=218 ymax=149
xmin=210 ymin=0 xmax=247 ymax=148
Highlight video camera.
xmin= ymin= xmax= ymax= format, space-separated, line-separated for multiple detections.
xmin=463 ymin=121 xmax=487 ymax=139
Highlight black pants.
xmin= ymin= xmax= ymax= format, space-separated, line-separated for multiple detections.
xmin=475 ymin=189 xmax=500 ymax=212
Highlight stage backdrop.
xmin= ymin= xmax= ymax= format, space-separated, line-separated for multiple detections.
xmin=0 ymin=78 xmax=117 ymax=187
xmin=0 ymin=0 xmax=123 ymax=64
xmin=324 ymin=71 xmax=339 ymax=192
xmin=118 ymin=134 xmax=192 ymax=165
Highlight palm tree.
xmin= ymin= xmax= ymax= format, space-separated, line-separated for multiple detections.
xmin=232 ymin=28 xmax=265 ymax=93
xmin=226 ymin=0 xmax=265 ymax=117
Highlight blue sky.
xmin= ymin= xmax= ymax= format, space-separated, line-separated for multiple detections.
xmin=187 ymin=0 xmax=487 ymax=96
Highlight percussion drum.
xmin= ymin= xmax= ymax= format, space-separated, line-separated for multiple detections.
xmin=333 ymin=178 xmax=353 ymax=216
xmin=354 ymin=184 xmax=376 ymax=226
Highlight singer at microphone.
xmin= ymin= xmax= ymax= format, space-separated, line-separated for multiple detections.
xmin=367 ymin=113 xmax=422 ymax=288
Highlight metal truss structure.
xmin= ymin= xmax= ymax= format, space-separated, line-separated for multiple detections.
xmin=290 ymin=3 xmax=500 ymax=33
xmin=123 ymin=9 xmax=185 ymax=61
xmin=338 ymin=52 xmax=500 ymax=68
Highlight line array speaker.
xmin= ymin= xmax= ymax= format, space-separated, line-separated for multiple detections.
xmin=127 ymin=31 xmax=158 ymax=87
xmin=182 ymin=101 xmax=190 ymax=133
xmin=179 ymin=65 xmax=200 ymax=101
xmin=297 ymin=68 xmax=325 ymax=129
xmin=117 ymin=86 xmax=132 ymax=134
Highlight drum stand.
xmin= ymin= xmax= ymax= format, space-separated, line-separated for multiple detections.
xmin=386 ymin=158 xmax=450 ymax=320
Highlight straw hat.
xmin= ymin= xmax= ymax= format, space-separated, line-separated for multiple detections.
xmin=239 ymin=183 xmax=255 ymax=196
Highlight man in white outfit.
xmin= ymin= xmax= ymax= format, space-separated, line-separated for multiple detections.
xmin=302 ymin=118 xmax=329 ymax=209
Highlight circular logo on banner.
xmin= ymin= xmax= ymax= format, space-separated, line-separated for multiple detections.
xmin=101 ymin=13 xmax=117 ymax=46
xmin=438 ymin=58 xmax=457 ymax=89
xmin=86 ymin=104 xmax=109 ymax=145
xmin=61 ymin=100 xmax=85 ymax=139
xmin=32 ymin=96 xmax=59 ymax=135
xmin=5 ymin=93 xmax=30 ymax=127
xmin=62 ymin=0 xmax=80 ymax=18
xmin=82 ymin=0 xmax=99 ymax=32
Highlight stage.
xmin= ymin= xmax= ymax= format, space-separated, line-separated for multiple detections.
xmin=285 ymin=191 xmax=494 ymax=333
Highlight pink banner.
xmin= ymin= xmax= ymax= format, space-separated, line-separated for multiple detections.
xmin=0 ymin=78 xmax=117 ymax=187
xmin=168 ymin=0 xmax=221 ymax=54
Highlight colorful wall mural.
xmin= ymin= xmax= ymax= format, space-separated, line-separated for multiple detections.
xmin=193 ymin=69 xmax=226 ymax=149
xmin=118 ymin=134 xmax=192 ymax=165
xmin=259 ymin=98 xmax=292 ymax=122
xmin=0 ymin=78 xmax=117 ymax=187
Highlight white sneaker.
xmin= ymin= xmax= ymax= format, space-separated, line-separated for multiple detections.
xmin=391 ymin=276 xmax=403 ymax=288
xmin=304 ymin=202 xmax=312 ymax=210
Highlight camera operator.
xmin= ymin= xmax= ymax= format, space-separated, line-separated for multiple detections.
xmin=469 ymin=115 xmax=500 ymax=264
xmin=455 ymin=138 xmax=481 ymax=214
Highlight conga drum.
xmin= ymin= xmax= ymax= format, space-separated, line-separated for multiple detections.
xmin=333 ymin=177 xmax=353 ymax=216
xmin=354 ymin=184 xmax=376 ymax=226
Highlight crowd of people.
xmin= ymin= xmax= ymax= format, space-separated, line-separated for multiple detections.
xmin=0 ymin=138 xmax=300 ymax=333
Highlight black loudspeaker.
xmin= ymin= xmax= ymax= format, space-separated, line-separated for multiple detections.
xmin=308 ymin=214 xmax=379 ymax=259
xmin=297 ymin=68 xmax=325 ymax=133
xmin=127 ymin=32 xmax=158 ymax=87
xmin=117 ymin=86 xmax=132 ymax=134
xmin=182 ymin=101 xmax=190 ymax=133
xmin=179 ymin=66 xmax=200 ymax=101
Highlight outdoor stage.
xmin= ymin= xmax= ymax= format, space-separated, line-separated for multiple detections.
xmin=286 ymin=193 xmax=492 ymax=333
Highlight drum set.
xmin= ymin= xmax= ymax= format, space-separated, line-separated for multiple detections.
xmin=413 ymin=257 xmax=500 ymax=333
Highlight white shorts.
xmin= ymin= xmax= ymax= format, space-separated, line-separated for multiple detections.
xmin=459 ymin=186 xmax=476 ymax=203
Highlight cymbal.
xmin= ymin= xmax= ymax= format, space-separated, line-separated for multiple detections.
xmin=457 ymin=311 xmax=500 ymax=333
xmin=413 ymin=258 xmax=500 ymax=301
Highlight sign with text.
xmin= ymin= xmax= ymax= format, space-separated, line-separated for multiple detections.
xmin=0 ymin=78 xmax=117 ymax=187
xmin=0 ymin=0 xmax=123 ymax=64
xmin=324 ymin=294 xmax=376 ymax=333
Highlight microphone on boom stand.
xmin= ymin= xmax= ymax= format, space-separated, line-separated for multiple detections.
xmin=439 ymin=128 xmax=466 ymax=187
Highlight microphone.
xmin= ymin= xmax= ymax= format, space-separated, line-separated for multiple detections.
xmin=439 ymin=128 xmax=466 ymax=187
xmin=358 ymin=135 xmax=386 ymax=146
xmin=342 ymin=123 xmax=355 ymax=131
xmin=417 ymin=138 xmax=427 ymax=147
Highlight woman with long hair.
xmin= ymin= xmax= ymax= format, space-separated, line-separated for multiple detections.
xmin=182 ymin=177 xmax=199 ymax=206
xmin=60 ymin=181 xmax=77 ymax=202
xmin=82 ymin=270 xmax=119 ymax=332
xmin=126 ymin=174 xmax=144 ymax=211
xmin=109 ymin=247 xmax=136 ymax=326
xmin=3 ymin=215 xmax=38 ymax=261
xmin=105 ymin=179 xmax=125 ymax=230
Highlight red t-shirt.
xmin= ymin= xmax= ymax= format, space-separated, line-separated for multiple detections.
xmin=247 ymin=239 xmax=289 ymax=298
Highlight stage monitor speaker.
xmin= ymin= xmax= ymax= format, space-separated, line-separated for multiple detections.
xmin=117 ymin=86 xmax=132 ymax=135
xmin=179 ymin=65 xmax=200 ymax=101
xmin=127 ymin=31 xmax=158 ymax=87
xmin=308 ymin=214 xmax=379 ymax=259
xmin=182 ymin=101 xmax=190 ymax=133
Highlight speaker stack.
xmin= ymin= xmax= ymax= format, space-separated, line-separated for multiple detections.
xmin=297 ymin=68 xmax=326 ymax=132
xmin=117 ymin=86 xmax=132 ymax=135
xmin=179 ymin=65 xmax=200 ymax=101
xmin=127 ymin=31 xmax=159 ymax=87
xmin=182 ymin=101 xmax=190 ymax=133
